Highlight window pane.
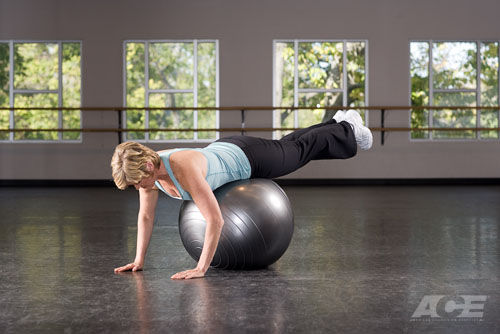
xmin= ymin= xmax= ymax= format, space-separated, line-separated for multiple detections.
xmin=126 ymin=110 xmax=145 ymax=140
xmin=433 ymin=92 xmax=476 ymax=139
xmin=126 ymin=43 xmax=146 ymax=140
xmin=274 ymin=42 xmax=295 ymax=138
xmin=149 ymin=43 xmax=193 ymax=90
xmin=346 ymin=42 xmax=365 ymax=106
xmin=197 ymin=108 xmax=216 ymax=140
xmin=480 ymin=108 xmax=499 ymax=139
xmin=62 ymin=43 xmax=81 ymax=140
xmin=0 ymin=43 xmax=8 ymax=106
xmin=14 ymin=93 xmax=58 ymax=140
xmin=276 ymin=107 xmax=295 ymax=138
xmin=433 ymin=42 xmax=476 ymax=90
xmin=61 ymin=109 xmax=80 ymax=140
xmin=346 ymin=42 xmax=366 ymax=121
xmin=275 ymin=42 xmax=294 ymax=107
xmin=14 ymin=43 xmax=59 ymax=90
xmin=197 ymin=42 xmax=216 ymax=107
xmin=0 ymin=110 xmax=7 ymax=140
xmin=298 ymin=42 xmax=343 ymax=89
xmin=149 ymin=93 xmax=194 ymax=140
xmin=0 ymin=43 xmax=9 ymax=140
xmin=480 ymin=42 xmax=499 ymax=139
xmin=410 ymin=42 xmax=430 ymax=139
xmin=126 ymin=43 xmax=145 ymax=107
xmin=197 ymin=42 xmax=217 ymax=140
xmin=298 ymin=92 xmax=342 ymax=127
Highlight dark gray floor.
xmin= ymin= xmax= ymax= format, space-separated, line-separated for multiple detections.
xmin=0 ymin=185 xmax=499 ymax=333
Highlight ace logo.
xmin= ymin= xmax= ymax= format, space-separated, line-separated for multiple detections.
xmin=411 ymin=295 xmax=487 ymax=321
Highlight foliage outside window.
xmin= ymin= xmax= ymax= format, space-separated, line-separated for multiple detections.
xmin=410 ymin=41 xmax=499 ymax=139
xmin=125 ymin=40 xmax=218 ymax=141
xmin=274 ymin=40 xmax=367 ymax=138
xmin=0 ymin=41 xmax=81 ymax=141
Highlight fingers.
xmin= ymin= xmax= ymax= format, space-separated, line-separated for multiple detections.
xmin=170 ymin=271 xmax=184 ymax=280
xmin=171 ymin=270 xmax=186 ymax=280
xmin=171 ymin=269 xmax=204 ymax=280
xmin=114 ymin=263 xmax=141 ymax=273
xmin=114 ymin=264 xmax=131 ymax=273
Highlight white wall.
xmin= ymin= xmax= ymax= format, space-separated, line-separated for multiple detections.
xmin=1 ymin=0 xmax=499 ymax=180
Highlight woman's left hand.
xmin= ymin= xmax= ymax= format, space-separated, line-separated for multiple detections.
xmin=171 ymin=267 xmax=206 ymax=280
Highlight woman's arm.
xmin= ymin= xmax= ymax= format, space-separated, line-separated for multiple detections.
xmin=114 ymin=187 xmax=159 ymax=273
xmin=170 ymin=157 xmax=224 ymax=280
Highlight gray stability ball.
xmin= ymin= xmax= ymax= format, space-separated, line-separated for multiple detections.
xmin=178 ymin=178 xmax=294 ymax=269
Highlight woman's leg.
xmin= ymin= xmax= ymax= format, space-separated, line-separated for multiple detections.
xmin=217 ymin=120 xmax=357 ymax=179
xmin=280 ymin=119 xmax=337 ymax=141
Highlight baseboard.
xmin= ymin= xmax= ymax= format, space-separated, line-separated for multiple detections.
xmin=273 ymin=178 xmax=500 ymax=186
xmin=0 ymin=179 xmax=115 ymax=187
xmin=1 ymin=178 xmax=500 ymax=187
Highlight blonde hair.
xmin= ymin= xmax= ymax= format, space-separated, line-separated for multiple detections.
xmin=111 ymin=141 xmax=161 ymax=190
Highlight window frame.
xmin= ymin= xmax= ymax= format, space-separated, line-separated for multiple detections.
xmin=0 ymin=40 xmax=83 ymax=144
xmin=272 ymin=39 xmax=369 ymax=139
xmin=408 ymin=39 xmax=500 ymax=142
xmin=122 ymin=39 xmax=220 ymax=143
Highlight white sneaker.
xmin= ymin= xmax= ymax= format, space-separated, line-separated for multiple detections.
xmin=332 ymin=110 xmax=346 ymax=123
xmin=337 ymin=109 xmax=373 ymax=150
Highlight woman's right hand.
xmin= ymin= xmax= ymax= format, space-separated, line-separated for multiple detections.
xmin=114 ymin=261 xmax=143 ymax=273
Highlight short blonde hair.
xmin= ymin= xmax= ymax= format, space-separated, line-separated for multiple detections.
xmin=111 ymin=141 xmax=161 ymax=190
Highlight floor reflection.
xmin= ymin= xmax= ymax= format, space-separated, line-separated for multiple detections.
xmin=1 ymin=186 xmax=499 ymax=333
xmin=125 ymin=270 xmax=289 ymax=333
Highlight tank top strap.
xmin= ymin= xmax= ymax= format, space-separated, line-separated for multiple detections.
xmin=156 ymin=149 xmax=189 ymax=200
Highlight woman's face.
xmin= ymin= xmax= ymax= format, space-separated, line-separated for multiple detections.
xmin=133 ymin=161 xmax=157 ymax=190
xmin=134 ymin=174 xmax=156 ymax=190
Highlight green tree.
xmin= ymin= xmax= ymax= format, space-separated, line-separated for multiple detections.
xmin=0 ymin=42 xmax=81 ymax=141
xmin=274 ymin=41 xmax=366 ymax=137
xmin=126 ymin=42 xmax=217 ymax=141
xmin=411 ymin=41 xmax=499 ymax=139
xmin=0 ymin=43 xmax=10 ymax=139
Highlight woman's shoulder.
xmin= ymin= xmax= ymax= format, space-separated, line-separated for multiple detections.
xmin=156 ymin=148 xmax=177 ymax=156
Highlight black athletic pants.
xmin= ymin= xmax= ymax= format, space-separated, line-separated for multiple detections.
xmin=216 ymin=119 xmax=357 ymax=178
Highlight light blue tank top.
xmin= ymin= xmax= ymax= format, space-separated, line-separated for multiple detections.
xmin=154 ymin=142 xmax=251 ymax=200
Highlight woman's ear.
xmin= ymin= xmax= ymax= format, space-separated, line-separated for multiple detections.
xmin=145 ymin=161 xmax=154 ymax=173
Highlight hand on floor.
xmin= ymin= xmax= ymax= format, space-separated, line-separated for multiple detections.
xmin=114 ymin=261 xmax=143 ymax=273
xmin=171 ymin=267 xmax=205 ymax=280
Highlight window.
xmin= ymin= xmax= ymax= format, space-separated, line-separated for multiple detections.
xmin=124 ymin=40 xmax=218 ymax=142
xmin=0 ymin=41 xmax=82 ymax=142
xmin=273 ymin=40 xmax=367 ymax=138
xmin=410 ymin=41 xmax=499 ymax=140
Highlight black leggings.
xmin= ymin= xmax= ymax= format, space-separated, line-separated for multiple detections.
xmin=216 ymin=119 xmax=357 ymax=178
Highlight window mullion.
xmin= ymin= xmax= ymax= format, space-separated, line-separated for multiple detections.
xmin=298 ymin=88 xmax=343 ymax=93
xmin=145 ymin=41 xmax=150 ymax=141
xmin=122 ymin=42 xmax=127 ymax=143
xmin=433 ymin=89 xmax=477 ymax=93
xmin=343 ymin=41 xmax=347 ymax=108
xmin=215 ymin=40 xmax=220 ymax=139
xmin=9 ymin=41 xmax=14 ymax=141
xmin=149 ymin=89 xmax=192 ymax=93
xmin=476 ymin=41 xmax=481 ymax=139
xmin=193 ymin=40 xmax=198 ymax=141
xmin=365 ymin=41 xmax=369 ymax=124
xmin=9 ymin=41 xmax=14 ymax=142
xmin=58 ymin=41 xmax=63 ymax=140
xmin=429 ymin=41 xmax=434 ymax=140
xmin=293 ymin=41 xmax=299 ymax=128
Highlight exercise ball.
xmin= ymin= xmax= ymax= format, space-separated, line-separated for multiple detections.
xmin=178 ymin=178 xmax=294 ymax=269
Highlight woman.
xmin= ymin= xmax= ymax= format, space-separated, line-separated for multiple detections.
xmin=111 ymin=110 xmax=372 ymax=280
